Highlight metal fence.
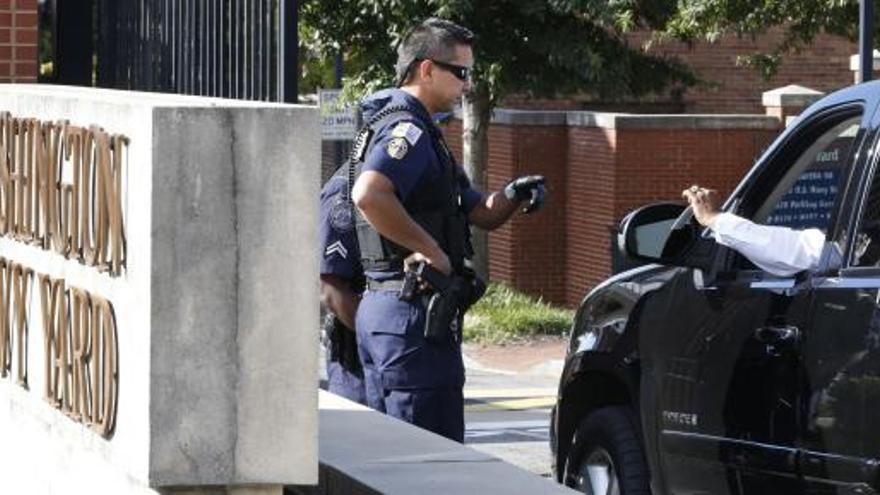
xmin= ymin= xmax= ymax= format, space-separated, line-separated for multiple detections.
xmin=48 ymin=0 xmax=297 ymax=102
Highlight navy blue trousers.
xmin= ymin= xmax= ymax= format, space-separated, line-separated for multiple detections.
xmin=326 ymin=360 xmax=367 ymax=405
xmin=356 ymin=289 xmax=465 ymax=442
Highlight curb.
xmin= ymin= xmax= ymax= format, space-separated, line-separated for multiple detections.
xmin=463 ymin=352 xmax=566 ymax=377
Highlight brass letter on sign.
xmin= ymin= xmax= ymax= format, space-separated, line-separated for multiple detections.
xmin=0 ymin=258 xmax=32 ymax=387
xmin=38 ymin=272 xmax=118 ymax=437
xmin=0 ymin=112 xmax=128 ymax=276
xmin=39 ymin=273 xmax=68 ymax=410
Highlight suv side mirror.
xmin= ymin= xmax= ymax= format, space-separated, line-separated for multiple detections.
xmin=618 ymin=203 xmax=718 ymax=272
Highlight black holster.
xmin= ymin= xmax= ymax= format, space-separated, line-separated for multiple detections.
xmin=416 ymin=263 xmax=487 ymax=344
xmin=323 ymin=314 xmax=362 ymax=374
xmin=425 ymin=289 xmax=460 ymax=343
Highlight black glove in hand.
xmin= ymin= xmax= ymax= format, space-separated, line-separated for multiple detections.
xmin=504 ymin=175 xmax=545 ymax=214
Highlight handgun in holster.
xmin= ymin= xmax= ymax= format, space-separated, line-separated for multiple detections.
xmin=322 ymin=313 xmax=362 ymax=374
xmin=407 ymin=261 xmax=487 ymax=344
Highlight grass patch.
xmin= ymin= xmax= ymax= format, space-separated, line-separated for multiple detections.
xmin=463 ymin=283 xmax=574 ymax=345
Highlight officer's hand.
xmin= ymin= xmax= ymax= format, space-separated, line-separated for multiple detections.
xmin=504 ymin=175 xmax=546 ymax=214
xmin=406 ymin=251 xmax=452 ymax=277
xmin=681 ymin=185 xmax=721 ymax=228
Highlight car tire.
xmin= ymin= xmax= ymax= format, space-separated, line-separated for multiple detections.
xmin=564 ymin=406 xmax=651 ymax=495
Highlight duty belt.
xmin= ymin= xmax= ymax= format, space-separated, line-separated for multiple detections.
xmin=367 ymin=278 xmax=406 ymax=291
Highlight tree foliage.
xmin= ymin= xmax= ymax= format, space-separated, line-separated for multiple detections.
xmin=665 ymin=0 xmax=862 ymax=78
xmin=299 ymin=0 xmax=698 ymax=280
xmin=299 ymin=0 xmax=697 ymax=106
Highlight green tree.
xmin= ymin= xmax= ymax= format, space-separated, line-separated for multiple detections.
xmin=300 ymin=0 xmax=696 ymax=278
xmin=665 ymin=0 xmax=863 ymax=79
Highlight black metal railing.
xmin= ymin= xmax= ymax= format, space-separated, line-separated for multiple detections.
xmin=45 ymin=0 xmax=297 ymax=102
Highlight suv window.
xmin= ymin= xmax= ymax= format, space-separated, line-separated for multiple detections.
xmin=755 ymin=116 xmax=861 ymax=232
xmin=853 ymin=142 xmax=880 ymax=267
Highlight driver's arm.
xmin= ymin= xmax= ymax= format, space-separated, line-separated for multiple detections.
xmin=683 ymin=185 xmax=824 ymax=277
xmin=710 ymin=213 xmax=824 ymax=276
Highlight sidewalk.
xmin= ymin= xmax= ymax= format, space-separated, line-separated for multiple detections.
xmin=461 ymin=337 xmax=567 ymax=478
xmin=462 ymin=336 xmax=567 ymax=377
xmin=462 ymin=336 xmax=567 ymax=412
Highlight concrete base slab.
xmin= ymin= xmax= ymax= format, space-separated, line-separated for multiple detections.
xmin=163 ymin=486 xmax=283 ymax=495
xmin=290 ymin=391 xmax=577 ymax=495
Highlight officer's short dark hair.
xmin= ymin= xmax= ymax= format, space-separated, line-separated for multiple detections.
xmin=396 ymin=18 xmax=475 ymax=86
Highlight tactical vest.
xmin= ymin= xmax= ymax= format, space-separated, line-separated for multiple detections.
xmin=349 ymin=104 xmax=473 ymax=276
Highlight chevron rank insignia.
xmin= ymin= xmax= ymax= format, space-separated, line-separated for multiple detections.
xmin=386 ymin=137 xmax=409 ymax=160
xmin=325 ymin=240 xmax=348 ymax=259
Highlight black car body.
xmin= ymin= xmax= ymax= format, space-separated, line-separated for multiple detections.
xmin=552 ymin=81 xmax=880 ymax=494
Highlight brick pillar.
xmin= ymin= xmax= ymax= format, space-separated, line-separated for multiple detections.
xmin=850 ymin=50 xmax=880 ymax=84
xmin=0 ymin=0 xmax=38 ymax=83
xmin=564 ymin=114 xmax=781 ymax=306
xmin=762 ymin=85 xmax=824 ymax=125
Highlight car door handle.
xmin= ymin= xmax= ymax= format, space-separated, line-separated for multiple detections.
xmin=754 ymin=325 xmax=800 ymax=344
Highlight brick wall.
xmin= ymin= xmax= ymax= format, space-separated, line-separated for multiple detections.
xmin=445 ymin=114 xmax=781 ymax=307
xmin=493 ymin=125 xmax=569 ymax=303
xmin=565 ymin=126 xmax=617 ymax=306
xmin=0 ymin=0 xmax=37 ymax=83
xmin=502 ymin=29 xmax=857 ymax=115
xmin=632 ymin=30 xmax=857 ymax=114
xmin=444 ymin=120 xmax=570 ymax=304
xmin=567 ymin=126 xmax=777 ymax=305
xmin=323 ymin=113 xmax=781 ymax=307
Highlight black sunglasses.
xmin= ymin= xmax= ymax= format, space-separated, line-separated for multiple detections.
xmin=429 ymin=59 xmax=472 ymax=82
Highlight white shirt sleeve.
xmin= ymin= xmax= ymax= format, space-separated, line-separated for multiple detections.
xmin=709 ymin=212 xmax=825 ymax=277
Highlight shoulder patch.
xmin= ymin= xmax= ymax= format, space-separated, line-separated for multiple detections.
xmin=329 ymin=195 xmax=354 ymax=232
xmin=386 ymin=137 xmax=410 ymax=160
xmin=391 ymin=122 xmax=423 ymax=146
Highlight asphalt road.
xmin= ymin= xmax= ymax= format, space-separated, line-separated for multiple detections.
xmin=463 ymin=360 xmax=560 ymax=479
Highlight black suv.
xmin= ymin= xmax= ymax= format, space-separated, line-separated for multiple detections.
xmin=551 ymin=81 xmax=880 ymax=494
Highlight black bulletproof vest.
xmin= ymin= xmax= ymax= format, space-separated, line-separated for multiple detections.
xmin=349 ymin=104 xmax=472 ymax=276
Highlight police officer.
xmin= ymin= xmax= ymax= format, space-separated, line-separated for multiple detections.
xmin=319 ymin=162 xmax=367 ymax=404
xmin=350 ymin=18 xmax=546 ymax=442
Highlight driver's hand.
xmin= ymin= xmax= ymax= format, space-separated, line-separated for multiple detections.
xmin=681 ymin=185 xmax=721 ymax=228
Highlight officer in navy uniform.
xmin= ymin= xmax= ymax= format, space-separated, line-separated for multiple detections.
xmin=350 ymin=18 xmax=546 ymax=442
xmin=319 ymin=162 xmax=367 ymax=404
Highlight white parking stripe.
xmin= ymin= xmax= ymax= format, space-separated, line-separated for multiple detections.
xmin=466 ymin=419 xmax=548 ymax=430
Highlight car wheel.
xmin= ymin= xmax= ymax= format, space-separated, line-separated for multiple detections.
xmin=564 ymin=406 xmax=650 ymax=495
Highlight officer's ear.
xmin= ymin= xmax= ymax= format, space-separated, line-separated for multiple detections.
xmin=415 ymin=59 xmax=434 ymax=83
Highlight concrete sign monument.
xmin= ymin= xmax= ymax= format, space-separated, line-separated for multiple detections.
xmin=0 ymin=85 xmax=318 ymax=494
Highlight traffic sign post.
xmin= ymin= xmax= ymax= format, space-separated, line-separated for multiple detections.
xmin=319 ymin=89 xmax=357 ymax=141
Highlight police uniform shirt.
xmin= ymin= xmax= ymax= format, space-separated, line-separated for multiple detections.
xmin=710 ymin=212 xmax=824 ymax=277
xmin=319 ymin=170 xmax=362 ymax=279
xmin=360 ymin=89 xmax=482 ymax=242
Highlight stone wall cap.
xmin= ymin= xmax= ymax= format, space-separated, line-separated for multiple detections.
xmin=318 ymin=391 xmax=575 ymax=494
xmin=489 ymin=109 xmax=568 ymax=126
xmin=459 ymin=106 xmax=777 ymax=130
xmin=850 ymin=50 xmax=880 ymax=71
xmin=566 ymin=112 xmax=779 ymax=130
xmin=477 ymin=109 xmax=777 ymax=130
xmin=0 ymin=84 xmax=312 ymax=110
xmin=762 ymin=84 xmax=824 ymax=108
